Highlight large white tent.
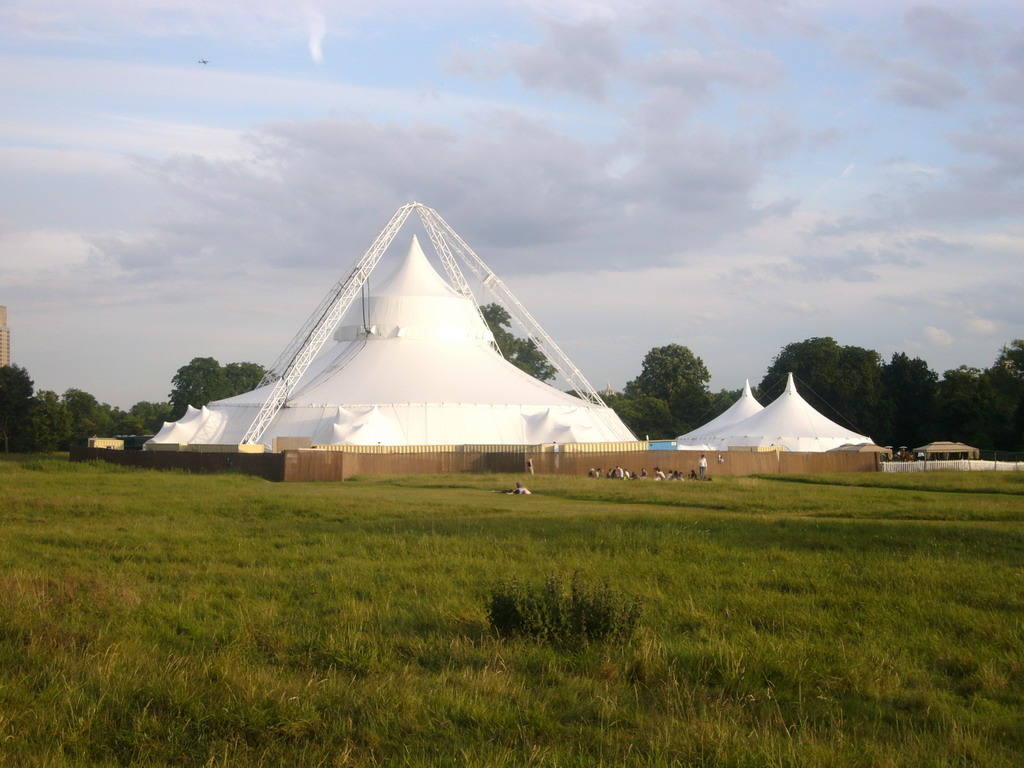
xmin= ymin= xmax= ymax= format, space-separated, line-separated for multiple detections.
xmin=675 ymin=379 xmax=763 ymax=450
xmin=678 ymin=374 xmax=872 ymax=452
xmin=149 ymin=233 xmax=635 ymax=448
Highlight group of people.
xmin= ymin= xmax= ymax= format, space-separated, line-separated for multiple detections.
xmin=588 ymin=466 xmax=644 ymax=479
xmin=504 ymin=450 xmax=720 ymax=494
xmin=587 ymin=454 xmax=712 ymax=481
xmin=510 ymin=452 xmax=720 ymax=493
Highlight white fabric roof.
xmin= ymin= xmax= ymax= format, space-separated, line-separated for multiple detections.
xmin=676 ymin=379 xmax=763 ymax=448
xmin=150 ymin=236 xmax=635 ymax=447
xmin=681 ymin=374 xmax=872 ymax=452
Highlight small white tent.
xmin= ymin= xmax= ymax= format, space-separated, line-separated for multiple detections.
xmin=676 ymin=379 xmax=763 ymax=449
xmin=686 ymin=373 xmax=872 ymax=452
xmin=150 ymin=235 xmax=635 ymax=448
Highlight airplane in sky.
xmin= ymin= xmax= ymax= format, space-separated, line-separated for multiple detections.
xmin=198 ymin=59 xmax=208 ymax=65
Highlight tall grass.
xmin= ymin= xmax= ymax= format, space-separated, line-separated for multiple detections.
xmin=0 ymin=457 xmax=1022 ymax=766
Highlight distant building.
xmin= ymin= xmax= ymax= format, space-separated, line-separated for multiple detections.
xmin=0 ymin=306 xmax=9 ymax=366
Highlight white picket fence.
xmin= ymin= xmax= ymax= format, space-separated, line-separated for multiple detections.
xmin=882 ymin=459 xmax=1024 ymax=472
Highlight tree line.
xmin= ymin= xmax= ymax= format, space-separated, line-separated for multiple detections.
xmin=0 ymin=357 xmax=264 ymax=453
xmin=1 ymin=335 xmax=1022 ymax=453
xmin=482 ymin=308 xmax=1023 ymax=451
xmin=608 ymin=338 xmax=1024 ymax=451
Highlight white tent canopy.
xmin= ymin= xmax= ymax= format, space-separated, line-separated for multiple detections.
xmin=150 ymin=235 xmax=635 ymax=448
xmin=677 ymin=374 xmax=872 ymax=453
xmin=676 ymin=379 xmax=763 ymax=449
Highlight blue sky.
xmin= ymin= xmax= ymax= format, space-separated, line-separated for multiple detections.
xmin=2 ymin=0 xmax=1022 ymax=408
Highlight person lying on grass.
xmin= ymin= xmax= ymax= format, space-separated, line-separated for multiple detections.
xmin=495 ymin=481 xmax=532 ymax=494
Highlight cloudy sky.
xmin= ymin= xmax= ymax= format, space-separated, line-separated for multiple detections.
xmin=2 ymin=0 xmax=1022 ymax=408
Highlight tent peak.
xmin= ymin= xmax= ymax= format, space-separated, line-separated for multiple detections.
xmin=375 ymin=235 xmax=461 ymax=299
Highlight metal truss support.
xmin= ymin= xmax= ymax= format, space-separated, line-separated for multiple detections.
xmin=413 ymin=205 xmax=607 ymax=407
xmin=415 ymin=206 xmax=500 ymax=353
xmin=240 ymin=203 xmax=415 ymax=444
xmin=241 ymin=202 xmax=609 ymax=445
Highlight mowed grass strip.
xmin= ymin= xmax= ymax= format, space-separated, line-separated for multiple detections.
xmin=0 ymin=457 xmax=1022 ymax=767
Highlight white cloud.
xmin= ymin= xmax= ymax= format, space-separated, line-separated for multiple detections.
xmin=502 ymin=17 xmax=624 ymax=101
xmin=924 ymin=326 xmax=955 ymax=346
xmin=879 ymin=59 xmax=968 ymax=110
xmin=0 ymin=226 xmax=94 ymax=272
xmin=966 ymin=315 xmax=997 ymax=334
xmin=633 ymin=46 xmax=784 ymax=98
xmin=307 ymin=9 xmax=326 ymax=63
xmin=902 ymin=5 xmax=987 ymax=66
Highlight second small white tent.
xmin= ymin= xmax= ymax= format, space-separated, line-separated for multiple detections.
xmin=680 ymin=374 xmax=872 ymax=452
xmin=676 ymin=379 xmax=763 ymax=450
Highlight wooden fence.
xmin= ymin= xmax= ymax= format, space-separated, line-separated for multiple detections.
xmin=71 ymin=446 xmax=879 ymax=481
xmin=70 ymin=446 xmax=287 ymax=481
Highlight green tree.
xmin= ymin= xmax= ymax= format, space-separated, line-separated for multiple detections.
xmin=603 ymin=391 xmax=674 ymax=440
xmin=985 ymin=340 xmax=1024 ymax=450
xmin=169 ymin=357 xmax=230 ymax=416
xmin=169 ymin=358 xmax=267 ymax=417
xmin=0 ymin=364 xmax=34 ymax=452
xmin=115 ymin=413 xmax=145 ymax=435
xmin=879 ymin=352 xmax=938 ymax=449
xmin=625 ymin=344 xmax=711 ymax=434
xmin=934 ymin=366 xmax=995 ymax=448
xmin=62 ymin=389 xmax=119 ymax=443
xmin=28 ymin=390 xmax=72 ymax=452
xmin=760 ymin=337 xmax=842 ymax=400
xmin=125 ymin=401 xmax=176 ymax=434
xmin=759 ymin=337 xmax=882 ymax=438
xmin=995 ymin=339 xmax=1024 ymax=377
xmin=224 ymin=362 xmax=266 ymax=394
xmin=480 ymin=304 xmax=556 ymax=382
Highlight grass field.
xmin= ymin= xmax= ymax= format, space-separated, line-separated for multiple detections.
xmin=1 ymin=457 xmax=1022 ymax=767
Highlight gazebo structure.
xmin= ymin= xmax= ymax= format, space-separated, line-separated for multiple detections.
xmin=913 ymin=441 xmax=980 ymax=460
xmin=827 ymin=443 xmax=893 ymax=459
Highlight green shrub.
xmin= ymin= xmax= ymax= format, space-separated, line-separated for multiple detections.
xmin=487 ymin=572 xmax=642 ymax=645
